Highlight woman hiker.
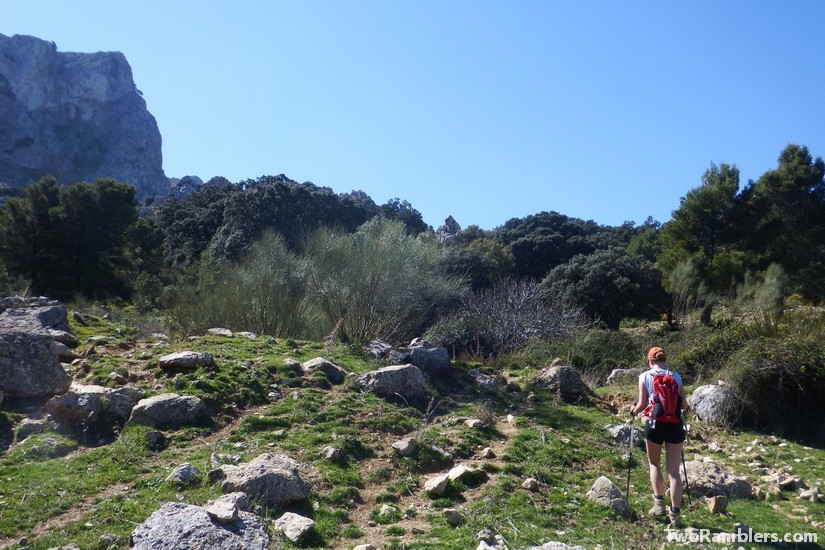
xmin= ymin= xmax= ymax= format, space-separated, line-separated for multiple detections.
xmin=629 ymin=346 xmax=689 ymax=528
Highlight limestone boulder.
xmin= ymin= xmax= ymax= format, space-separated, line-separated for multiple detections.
xmin=410 ymin=346 xmax=451 ymax=375
xmin=157 ymin=351 xmax=216 ymax=372
xmin=218 ymin=453 xmax=310 ymax=506
xmin=533 ymin=365 xmax=587 ymax=403
xmin=127 ymin=393 xmax=207 ymax=428
xmin=689 ymin=384 xmax=742 ymax=426
xmin=301 ymin=357 xmax=347 ymax=384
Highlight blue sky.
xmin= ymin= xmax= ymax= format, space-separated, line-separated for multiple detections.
xmin=4 ymin=1 xmax=825 ymax=230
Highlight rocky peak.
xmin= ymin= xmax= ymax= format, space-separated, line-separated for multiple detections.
xmin=0 ymin=33 xmax=169 ymax=203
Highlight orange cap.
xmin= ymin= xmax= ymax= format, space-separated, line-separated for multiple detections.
xmin=647 ymin=347 xmax=666 ymax=362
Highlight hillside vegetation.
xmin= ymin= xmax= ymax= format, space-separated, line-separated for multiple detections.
xmin=0 ymin=308 xmax=823 ymax=549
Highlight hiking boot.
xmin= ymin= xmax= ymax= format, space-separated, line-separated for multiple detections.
xmin=649 ymin=498 xmax=666 ymax=516
xmin=668 ymin=509 xmax=682 ymax=528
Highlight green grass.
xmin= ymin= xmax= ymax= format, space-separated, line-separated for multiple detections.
xmin=2 ymin=308 xmax=824 ymax=549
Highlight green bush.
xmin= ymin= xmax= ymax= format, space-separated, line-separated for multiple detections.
xmin=722 ymin=322 xmax=825 ymax=445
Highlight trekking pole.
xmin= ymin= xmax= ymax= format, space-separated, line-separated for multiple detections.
xmin=681 ymin=424 xmax=692 ymax=507
xmin=626 ymin=415 xmax=634 ymax=499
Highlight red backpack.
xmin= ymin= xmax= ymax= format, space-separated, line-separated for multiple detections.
xmin=643 ymin=370 xmax=682 ymax=425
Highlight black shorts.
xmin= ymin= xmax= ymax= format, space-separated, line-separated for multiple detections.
xmin=644 ymin=420 xmax=685 ymax=445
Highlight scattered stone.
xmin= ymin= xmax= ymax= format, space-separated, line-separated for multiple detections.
xmin=424 ymin=473 xmax=451 ymax=497
xmin=606 ymin=423 xmax=645 ymax=449
xmin=165 ymin=463 xmax=200 ymax=485
xmin=522 ymin=477 xmax=540 ymax=492
xmin=392 ymin=438 xmax=418 ymax=457
xmin=207 ymin=328 xmax=233 ymax=337
xmin=283 ymin=358 xmax=301 ymax=372
xmin=480 ymin=447 xmax=495 ymax=459
xmin=273 ymin=512 xmax=315 ymax=542
xmin=443 ymin=508 xmax=463 ymax=526
xmin=706 ymin=494 xmax=728 ymax=514
xmin=506 ymin=414 xmax=516 ymax=425
xmin=467 ymin=369 xmax=504 ymax=389
xmin=683 ymin=460 xmax=752 ymax=499
xmin=208 ymin=492 xmax=251 ymax=512
xmin=353 ymin=545 xmax=377 ymax=550
xmin=129 ymin=502 xmax=268 ymax=549
xmin=477 ymin=528 xmax=496 ymax=544
xmin=379 ymin=504 xmax=397 ymax=516
xmin=321 ymin=446 xmax=342 ymax=461
xmin=799 ymin=487 xmax=821 ymax=503
xmin=358 ymin=364 xmax=424 ymax=400
xmin=465 ymin=418 xmax=483 ymax=428
xmin=301 ymin=357 xmax=347 ymax=384
xmin=218 ymin=453 xmax=310 ymax=505
xmin=585 ymin=476 xmax=631 ymax=517
xmin=46 ymin=382 xmax=145 ymax=432
xmin=448 ymin=464 xmax=486 ymax=483
xmin=518 ymin=542 xmax=585 ymax=550
xmin=157 ymin=351 xmax=216 ymax=372
xmin=533 ymin=365 xmax=587 ymax=403
xmin=127 ymin=393 xmax=207 ymax=428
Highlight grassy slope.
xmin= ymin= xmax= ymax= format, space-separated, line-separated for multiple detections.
xmin=0 ymin=312 xmax=822 ymax=549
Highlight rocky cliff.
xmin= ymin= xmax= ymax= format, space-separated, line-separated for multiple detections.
xmin=0 ymin=33 xmax=168 ymax=203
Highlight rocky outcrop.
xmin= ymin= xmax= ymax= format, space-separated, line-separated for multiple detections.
xmin=129 ymin=502 xmax=268 ymax=549
xmin=0 ymin=297 xmax=74 ymax=397
xmin=409 ymin=345 xmax=451 ymax=375
xmin=358 ymin=364 xmax=424 ymax=400
xmin=435 ymin=215 xmax=461 ymax=242
xmin=0 ymin=33 xmax=168 ymax=203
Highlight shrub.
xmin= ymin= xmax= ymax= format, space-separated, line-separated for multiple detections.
xmin=426 ymin=278 xmax=590 ymax=358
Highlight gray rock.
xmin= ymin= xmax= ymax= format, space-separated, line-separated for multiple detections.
xmin=518 ymin=543 xmax=585 ymax=550
xmin=448 ymin=464 xmax=486 ymax=483
xmin=533 ymin=365 xmax=587 ymax=403
xmin=208 ymin=492 xmax=251 ymax=512
xmin=468 ymin=369 xmax=504 ymax=389
xmin=392 ymin=437 xmax=418 ymax=457
xmin=46 ymin=382 xmax=145 ymax=432
xmin=606 ymin=423 xmax=645 ymax=449
xmin=157 ymin=351 xmax=216 ymax=372
xmin=443 ymin=508 xmax=463 ymax=526
xmin=689 ymin=384 xmax=742 ymax=426
xmin=16 ymin=418 xmax=46 ymax=440
xmin=410 ymin=345 xmax=451 ymax=375
xmin=127 ymin=393 xmax=207 ymax=428
xmin=585 ymin=476 xmax=631 ymax=516
xmin=684 ymin=460 xmax=752 ymax=499
xmin=435 ymin=216 xmax=461 ymax=242
xmin=129 ymin=502 xmax=268 ymax=549
xmin=424 ymin=473 xmax=451 ymax=496
xmin=301 ymin=357 xmax=347 ymax=384
xmin=522 ymin=477 xmax=540 ymax=491
xmin=219 ymin=453 xmax=310 ymax=506
xmin=207 ymin=328 xmax=233 ymax=337
xmin=358 ymin=364 xmax=424 ymax=400
xmin=353 ymin=545 xmax=378 ymax=550
xmin=273 ymin=512 xmax=315 ymax=542
xmin=321 ymin=446 xmax=342 ymax=461
xmin=0 ymin=304 xmax=73 ymax=397
xmin=366 ymin=340 xmax=393 ymax=359
xmin=166 ymin=463 xmax=200 ymax=484
xmin=0 ymin=34 xmax=169 ymax=203
xmin=204 ymin=499 xmax=238 ymax=524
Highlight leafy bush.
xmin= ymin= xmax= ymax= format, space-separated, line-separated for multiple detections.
xmin=721 ymin=318 xmax=825 ymax=445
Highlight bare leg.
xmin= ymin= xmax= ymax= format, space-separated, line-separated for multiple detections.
xmin=646 ymin=440 xmax=664 ymax=497
xmin=665 ymin=441 xmax=684 ymax=508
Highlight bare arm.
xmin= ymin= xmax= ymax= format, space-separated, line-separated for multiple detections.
xmin=629 ymin=376 xmax=647 ymax=416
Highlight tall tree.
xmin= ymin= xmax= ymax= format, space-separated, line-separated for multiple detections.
xmin=657 ymin=163 xmax=745 ymax=323
xmin=741 ymin=144 xmax=825 ymax=300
